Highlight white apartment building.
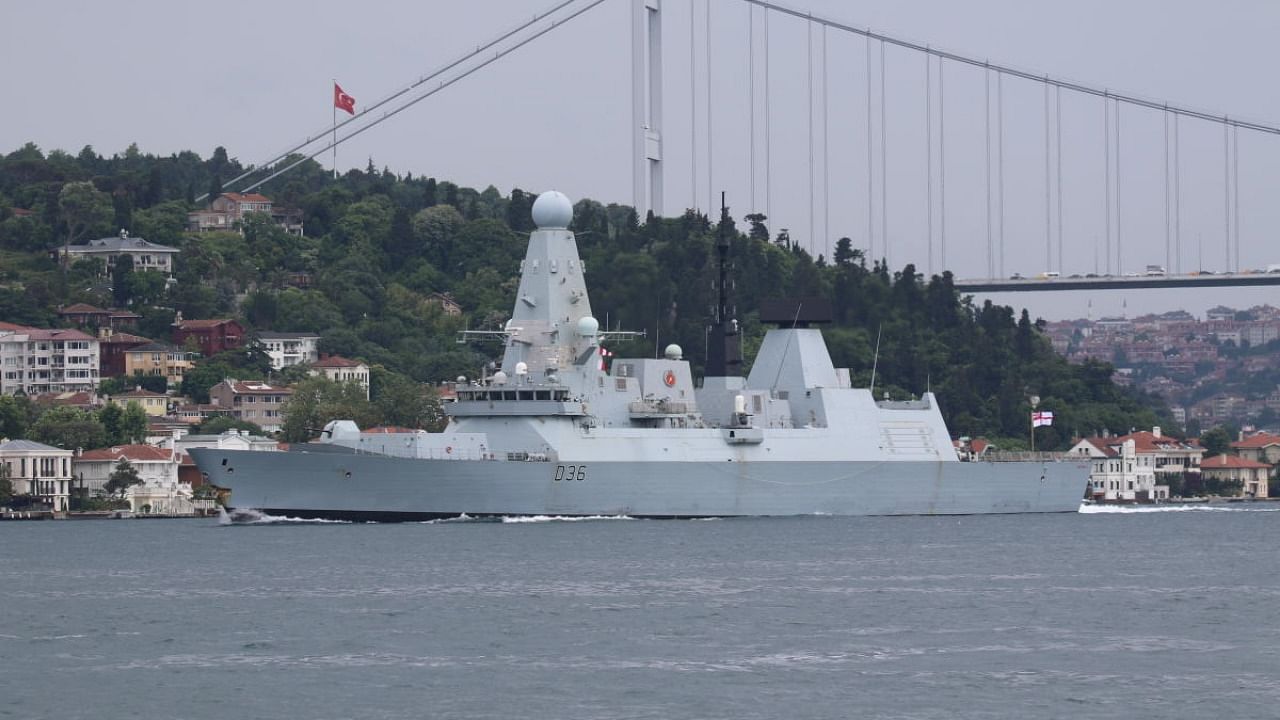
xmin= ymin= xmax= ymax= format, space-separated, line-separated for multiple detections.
xmin=175 ymin=429 xmax=279 ymax=454
xmin=256 ymin=332 xmax=321 ymax=369
xmin=0 ymin=323 xmax=100 ymax=396
xmin=0 ymin=439 xmax=74 ymax=511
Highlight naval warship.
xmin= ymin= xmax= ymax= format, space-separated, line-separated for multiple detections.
xmin=191 ymin=191 xmax=1088 ymax=520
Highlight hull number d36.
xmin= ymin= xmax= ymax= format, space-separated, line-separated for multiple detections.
xmin=554 ymin=464 xmax=587 ymax=481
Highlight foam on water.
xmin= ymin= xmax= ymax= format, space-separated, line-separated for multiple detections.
xmin=500 ymin=514 xmax=634 ymax=523
xmin=1079 ymin=502 xmax=1279 ymax=513
xmin=217 ymin=507 xmax=352 ymax=525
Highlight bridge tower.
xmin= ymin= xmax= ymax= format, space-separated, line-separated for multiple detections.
xmin=631 ymin=0 xmax=663 ymax=217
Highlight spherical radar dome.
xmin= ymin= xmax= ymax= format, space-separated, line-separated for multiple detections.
xmin=532 ymin=190 xmax=573 ymax=229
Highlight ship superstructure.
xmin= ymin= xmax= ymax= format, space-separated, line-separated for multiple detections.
xmin=192 ymin=191 xmax=1087 ymax=519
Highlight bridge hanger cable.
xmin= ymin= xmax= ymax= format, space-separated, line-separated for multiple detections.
xmin=690 ymin=1 xmax=698 ymax=211
xmin=204 ymin=0 xmax=583 ymax=200
xmin=739 ymin=0 xmax=1280 ymax=135
xmin=237 ymin=0 xmax=611 ymax=195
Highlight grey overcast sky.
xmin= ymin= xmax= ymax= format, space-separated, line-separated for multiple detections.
xmin=5 ymin=0 xmax=1279 ymax=320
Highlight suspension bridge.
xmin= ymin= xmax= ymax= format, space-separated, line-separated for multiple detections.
xmin=212 ymin=0 xmax=1280 ymax=292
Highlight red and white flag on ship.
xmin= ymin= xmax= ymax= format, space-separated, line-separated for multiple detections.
xmin=1032 ymin=410 xmax=1054 ymax=428
xmin=334 ymin=82 xmax=356 ymax=115
xmin=598 ymin=346 xmax=612 ymax=371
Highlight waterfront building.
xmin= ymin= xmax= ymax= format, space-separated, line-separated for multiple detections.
xmin=176 ymin=429 xmax=279 ymax=454
xmin=1200 ymin=454 xmax=1271 ymax=498
xmin=0 ymin=439 xmax=73 ymax=511
xmin=1230 ymin=432 xmax=1280 ymax=465
xmin=73 ymin=445 xmax=192 ymax=514
xmin=1071 ymin=438 xmax=1163 ymax=502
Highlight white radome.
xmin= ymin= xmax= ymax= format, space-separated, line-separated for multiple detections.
xmin=664 ymin=343 xmax=683 ymax=360
xmin=577 ymin=316 xmax=599 ymax=337
xmin=532 ymin=190 xmax=573 ymax=229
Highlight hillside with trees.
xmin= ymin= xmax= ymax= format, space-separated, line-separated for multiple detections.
xmin=0 ymin=142 xmax=1173 ymax=448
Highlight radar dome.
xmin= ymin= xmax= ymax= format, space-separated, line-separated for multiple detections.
xmin=492 ymin=370 xmax=508 ymax=385
xmin=577 ymin=316 xmax=599 ymax=336
xmin=664 ymin=343 xmax=683 ymax=360
xmin=532 ymin=190 xmax=573 ymax=229
xmin=515 ymin=361 xmax=529 ymax=376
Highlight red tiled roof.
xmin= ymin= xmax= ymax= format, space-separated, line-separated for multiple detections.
xmin=176 ymin=319 xmax=236 ymax=329
xmin=60 ymin=303 xmax=106 ymax=313
xmin=77 ymin=445 xmax=176 ymax=462
xmin=100 ymin=332 xmax=152 ymax=345
xmin=0 ymin=321 xmax=29 ymax=332
xmin=117 ymin=388 xmax=167 ymax=398
xmin=222 ymin=192 xmax=271 ymax=203
xmin=313 ymin=356 xmax=364 ymax=368
xmin=1231 ymin=432 xmax=1280 ymax=449
xmin=22 ymin=327 xmax=94 ymax=341
xmin=33 ymin=391 xmax=96 ymax=407
xmin=1201 ymin=454 xmax=1271 ymax=470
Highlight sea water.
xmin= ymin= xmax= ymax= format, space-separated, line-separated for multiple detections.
xmin=2 ymin=506 xmax=1279 ymax=719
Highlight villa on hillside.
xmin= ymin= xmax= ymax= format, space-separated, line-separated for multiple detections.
xmin=187 ymin=192 xmax=304 ymax=235
xmin=56 ymin=229 xmax=179 ymax=276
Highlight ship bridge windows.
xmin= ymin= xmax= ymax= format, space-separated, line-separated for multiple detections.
xmin=456 ymin=388 xmax=570 ymax=402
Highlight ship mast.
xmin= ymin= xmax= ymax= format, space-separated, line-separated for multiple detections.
xmin=705 ymin=192 xmax=741 ymax=377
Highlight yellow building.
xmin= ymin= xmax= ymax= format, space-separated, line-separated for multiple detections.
xmin=123 ymin=342 xmax=194 ymax=385
xmin=112 ymin=388 xmax=170 ymax=416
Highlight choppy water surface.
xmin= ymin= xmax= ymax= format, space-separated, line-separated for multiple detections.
xmin=3 ymin=506 xmax=1279 ymax=720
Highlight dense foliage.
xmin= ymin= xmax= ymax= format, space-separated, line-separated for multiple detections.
xmin=0 ymin=142 xmax=1173 ymax=448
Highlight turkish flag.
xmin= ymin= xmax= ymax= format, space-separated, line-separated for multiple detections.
xmin=334 ymin=83 xmax=356 ymax=115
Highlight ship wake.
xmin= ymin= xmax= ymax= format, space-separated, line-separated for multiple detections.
xmin=218 ymin=508 xmax=353 ymax=525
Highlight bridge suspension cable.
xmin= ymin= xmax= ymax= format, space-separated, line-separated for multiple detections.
xmin=201 ymin=0 xmax=584 ymax=200
xmin=238 ymin=0 xmax=611 ymax=195
xmin=740 ymin=0 xmax=1280 ymax=135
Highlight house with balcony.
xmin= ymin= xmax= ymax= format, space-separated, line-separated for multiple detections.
xmin=1200 ymin=454 xmax=1271 ymax=498
xmin=1071 ymin=437 xmax=1162 ymax=502
xmin=73 ymin=444 xmax=192 ymax=514
xmin=208 ymin=379 xmax=293 ymax=433
xmin=0 ymin=439 xmax=73 ymax=512
xmin=256 ymin=331 xmax=321 ymax=369
xmin=187 ymin=192 xmax=304 ymax=235
xmin=1230 ymin=432 xmax=1280 ymax=465
xmin=58 ymin=229 xmax=179 ymax=276
xmin=123 ymin=342 xmax=194 ymax=385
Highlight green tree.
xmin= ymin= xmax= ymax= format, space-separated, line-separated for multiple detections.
xmin=0 ymin=463 xmax=12 ymax=507
xmin=119 ymin=402 xmax=149 ymax=445
xmin=1199 ymin=426 xmax=1232 ymax=457
xmin=279 ymin=376 xmax=378 ymax=443
xmin=371 ymin=368 xmax=445 ymax=430
xmin=28 ymin=407 xmax=107 ymax=452
xmin=0 ymin=395 xmax=33 ymax=439
xmin=103 ymin=458 xmax=143 ymax=499
xmin=98 ymin=403 xmax=124 ymax=445
xmin=196 ymin=416 xmax=264 ymax=435
xmin=111 ymin=254 xmax=134 ymax=306
xmin=58 ymin=181 xmax=112 ymax=251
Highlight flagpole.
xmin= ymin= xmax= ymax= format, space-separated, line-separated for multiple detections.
xmin=1029 ymin=395 xmax=1040 ymax=454
xmin=327 ymin=78 xmax=332 ymax=178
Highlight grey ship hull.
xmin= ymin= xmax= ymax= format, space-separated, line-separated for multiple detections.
xmin=191 ymin=448 xmax=1087 ymax=520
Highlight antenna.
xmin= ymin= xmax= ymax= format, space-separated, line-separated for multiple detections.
xmin=869 ymin=324 xmax=883 ymax=395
